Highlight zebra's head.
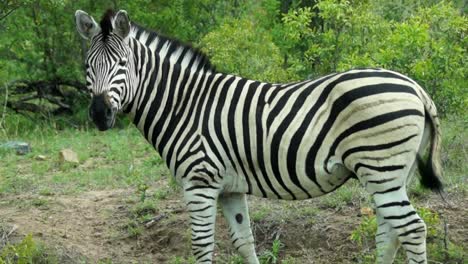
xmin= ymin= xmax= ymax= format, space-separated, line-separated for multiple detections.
xmin=75 ymin=10 xmax=135 ymax=131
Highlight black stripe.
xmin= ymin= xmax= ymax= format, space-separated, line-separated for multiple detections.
xmin=255 ymin=84 xmax=282 ymax=199
xmin=132 ymin=47 xmax=155 ymax=126
xmin=185 ymin=185 xmax=218 ymax=191
xmin=384 ymin=211 xmax=416 ymax=220
xmin=189 ymin=205 xmax=213 ymax=213
xmin=191 ymin=222 xmax=213 ymax=227
xmin=152 ymin=62 xmax=181 ymax=152
xmin=402 ymin=241 xmax=423 ymax=246
xmin=376 ymin=231 xmax=386 ymax=237
xmin=343 ymin=134 xmax=418 ymax=162
xmin=242 ymin=81 xmax=267 ymax=197
xmin=187 ymin=200 xmax=205 ymax=206
xmin=372 ymin=186 xmax=402 ymax=195
xmin=394 ymin=219 xmax=422 ymax=229
xmin=194 ymin=193 xmax=216 ymax=200
xmin=378 ymin=200 xmax=410 ymax=208
xmin=192 ymin=228 xmax=212 ymax=233
xmin=355 ymin=163 xmax=405 ymax=173
xmin=192 ymin=234 xmax=213 ymax=241
xmin=190 ymin=176 xmax=211 ymax=186
xmin=192 ymin=242 xmax=214 ymax=248
xmin=367 ymin=177 xmax=397 ymax=184
xmin=227 ymin=78 xmax=252 ymax=194
xmin=406 ymin=249 xmax=425 ymax=255
xmin=195 ymin=250 xmax=213 ymax=260
xmin=398 ymin=226 xmax=425 ymax=237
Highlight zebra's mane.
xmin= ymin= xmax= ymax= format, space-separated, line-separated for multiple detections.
xmin=129 ymin=22 xmax=215 ymax=74
xmin=97 ymin=10 xmax=215 ymax=73
xmin=100 ymin=9 xmax=114 ymax=41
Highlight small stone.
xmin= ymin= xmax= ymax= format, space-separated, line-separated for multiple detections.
xmin=59 ymin=148 xmax=79 ymax=164
xmin=1 ymin=141 xmax=31 ymax=155
xmin=36 ymin=155 xmax=47 ymax=161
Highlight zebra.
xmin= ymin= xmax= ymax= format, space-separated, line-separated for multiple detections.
xmin=75 ymin=9 xmax=444 ymax=264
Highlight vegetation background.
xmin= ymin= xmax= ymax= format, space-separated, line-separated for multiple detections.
xmin=0 ymin=0 xmax=466 ymax=263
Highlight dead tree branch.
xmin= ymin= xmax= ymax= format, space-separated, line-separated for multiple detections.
xmin=2 ymin=78 xmax=86 ymax=114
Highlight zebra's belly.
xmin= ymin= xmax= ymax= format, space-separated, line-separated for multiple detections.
xmin=227 ymin=161 xmax=352 ymax=200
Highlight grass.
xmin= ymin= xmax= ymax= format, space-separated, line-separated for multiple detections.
xmin=0 ymin=122 xmax=168 ymax=196
xmin=0 ymin=234 xmax=59 ymax=264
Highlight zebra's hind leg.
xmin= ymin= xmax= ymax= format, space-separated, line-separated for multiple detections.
xmin=372 ymin=187 xmax=427 ymax=264
xmin=219 ymin=193 xmax=259 ymax=264
xmin=375 ymin=212 xmax=399 ymax=263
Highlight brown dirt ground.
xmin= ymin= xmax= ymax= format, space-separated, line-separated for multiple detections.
xmin=0 ymin=184 xmax=466 ymax=264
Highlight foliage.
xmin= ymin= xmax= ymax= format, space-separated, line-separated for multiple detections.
xmin=259 ymin=239 xmax=283 ymax=264
xmin=276 ymin=0 xmax=467 ymax=115
xmin=200 ymin=18 xmax=295 ymax=82
xmin=0 ymin=234 xmax=58 ymax=264
xmin=1 ymin=0 xmax=466 ymax=121
xmin=417 ymin=207 xmax=440 ymax=237
xmin=349 ymin=215 xmax=377 ymax=247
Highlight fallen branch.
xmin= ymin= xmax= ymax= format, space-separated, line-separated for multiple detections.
xmin=0 ymin=224 xmax=17 ymax=249
xmin=2 ymin=78 xmax=86 ymax=114
xmin=143 ymin=208 xmax=185 ymax=228
xmin=7 ymin=101 xmax=43 ymax=113
xmin=144 ymin=213 xmax=167 ymax=228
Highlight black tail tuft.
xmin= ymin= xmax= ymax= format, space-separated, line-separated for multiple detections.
xmin=417 ymin=154 xmax=443 ymax=192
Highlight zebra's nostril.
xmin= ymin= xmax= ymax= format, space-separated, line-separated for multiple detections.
xmin=106 ymin=107 xmax=113 ymax=117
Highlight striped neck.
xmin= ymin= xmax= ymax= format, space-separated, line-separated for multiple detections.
xmin=124 ymin=34 xmax=216 ymax=160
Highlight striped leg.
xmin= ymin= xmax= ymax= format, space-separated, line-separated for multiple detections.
xmin=219 ymin=193 xmax=259 ymax=264
xmin=184 ymin=187 xmax=219 ymax=263
xmin=375 ymin=212 xmax=399 ymax=263
xmin=373 ymin=188 xmax=427 ymax=264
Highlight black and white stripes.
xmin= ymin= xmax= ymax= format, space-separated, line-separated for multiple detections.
xmin=75 ymin=9 xmax=444 ymax=264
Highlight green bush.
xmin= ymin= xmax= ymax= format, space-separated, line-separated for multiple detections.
xmin=0 ymin=234 xmax=58 ymax=264
xmin=278 ymin=0 xmax=467 ymax=115
xmin=200 ymin=18 xmax=297 ymax=82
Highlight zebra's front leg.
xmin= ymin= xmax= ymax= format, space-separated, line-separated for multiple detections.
xmin=184 ymin=186 xmax=219 ymax=263
xmin=219 ymin=193 xmax=259 ymax=264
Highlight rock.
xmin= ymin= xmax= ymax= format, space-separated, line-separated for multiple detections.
xmin=59 ymin=148 xmax=79 ymax=164
xmin=36 ymin=155 xmax=47 ymax=161
xmin=0 ymin=141 xmax=31 ymax=155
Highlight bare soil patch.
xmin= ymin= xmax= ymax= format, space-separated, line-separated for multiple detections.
xmin=0 ymin=187 xmax=466 ymax=263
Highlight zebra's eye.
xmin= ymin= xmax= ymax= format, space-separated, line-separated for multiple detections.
xmin=85 ymin=63 xmax=90 ymax=69
xmin=119 ymin=59 xmax=127 ymax=67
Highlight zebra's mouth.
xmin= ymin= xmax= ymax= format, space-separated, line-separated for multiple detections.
xmin=89 ymin=93 xmax=117 ymax=131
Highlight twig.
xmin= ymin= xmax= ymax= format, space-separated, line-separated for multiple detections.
xmin=0 ymin=82 xmax=8 ymax=129
xmin=0 ymin=7 xmax=18 ymax=21
xmin=144 ymin=213 xmax=167 ymax=228
xmin=0 ymin=224 xmax=17 ymax=249
xmin=442 ymin=214 xmax=449 ymax=262
xmin=43 ymin=94 xmax=71 ymax=109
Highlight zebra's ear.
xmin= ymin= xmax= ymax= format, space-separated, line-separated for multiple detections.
xmin=113 ymin=10 xmax=131 ymax=39
xmin=75 ymin=10 xmax=100 ymax=40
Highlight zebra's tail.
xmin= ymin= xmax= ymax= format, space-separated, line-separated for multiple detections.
xmin=416 ymin=87 xmax=444 ymax=193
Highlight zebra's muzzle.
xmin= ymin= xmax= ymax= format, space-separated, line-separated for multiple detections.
xmin=89 ymin=93 xmax=117 ymax=131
